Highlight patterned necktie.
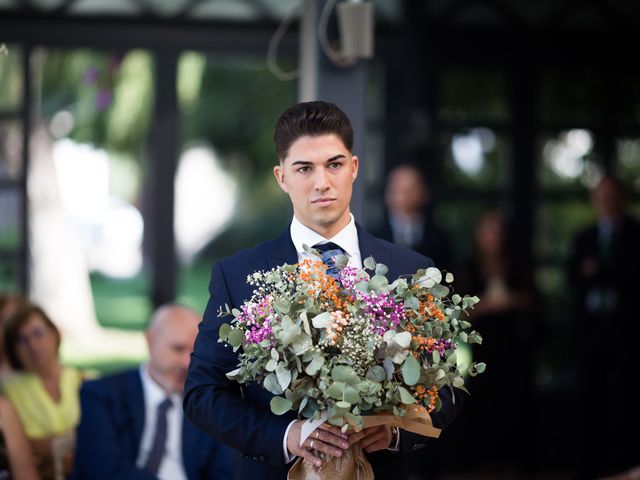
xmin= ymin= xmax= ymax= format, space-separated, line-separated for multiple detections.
xmin=312 ymin=242 xmax=346 ymax=278
xmin=143 ymin=397 xmax=173 ymax=475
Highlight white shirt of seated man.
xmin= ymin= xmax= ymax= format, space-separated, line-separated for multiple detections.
xmin=137 ymin=364 xmax=187 ymax=480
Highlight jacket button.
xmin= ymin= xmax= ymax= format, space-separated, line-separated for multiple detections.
xmin=258 ymin=455 xmax=266 ymax=462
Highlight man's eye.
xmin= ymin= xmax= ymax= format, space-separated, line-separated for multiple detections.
xmin=329 ymin=162 xmax=342 ymax=169
xmin=298 ymin=166 xmax=311 ymax=173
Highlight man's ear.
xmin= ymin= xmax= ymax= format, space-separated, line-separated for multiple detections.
xmin=273 ymin=164 xmax=288 ymax=193
xmin=351 ymin=155 xmax=359 ymax=183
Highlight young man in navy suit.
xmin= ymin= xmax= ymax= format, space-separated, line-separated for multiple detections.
xmin=184 ymin=101 xmax=463 ymax=479
xmin=72 ymin=304 xmax=235 ymax=480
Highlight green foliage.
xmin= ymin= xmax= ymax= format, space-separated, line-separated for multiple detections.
xmin=219 ymin=260 xmax=485 ymax=428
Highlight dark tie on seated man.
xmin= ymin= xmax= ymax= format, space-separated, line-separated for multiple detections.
xmin=183 ymin=101 xmax=464 ymax=480
xmin=72 ymin=304 xmax=236 ymax=480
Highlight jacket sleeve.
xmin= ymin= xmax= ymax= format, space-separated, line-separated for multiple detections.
xmin=183 ymin=261 xmax=294 ymax=469
xmin=72 ymin=382 xmax=156 ymax=480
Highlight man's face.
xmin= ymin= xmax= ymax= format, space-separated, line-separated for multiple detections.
xmin=273 ymin=134 xmax=358 ymax=238
xmin=146 ymin=311 xmax=199 ymax=394
xmin=385 ymin=167 xmax=428 ymax=217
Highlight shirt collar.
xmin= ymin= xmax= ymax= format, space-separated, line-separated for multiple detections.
xmin=139 ymin=363 xmax=181 ymax=406
xmin=290 ymin=214 xmax=360 ymax=258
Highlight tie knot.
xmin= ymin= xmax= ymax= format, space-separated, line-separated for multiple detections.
xmin=158 ymin=397 xmax=173 ymax=414
xmin=312 ymin=242 xmax=344 ymax=255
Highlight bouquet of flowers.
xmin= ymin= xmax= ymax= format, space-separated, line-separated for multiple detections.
xmin=218 ymin=248 xmax=484 ymax=478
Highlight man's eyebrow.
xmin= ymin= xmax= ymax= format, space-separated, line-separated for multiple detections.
xmin=290 ymin=154 xmax=346 ymax=166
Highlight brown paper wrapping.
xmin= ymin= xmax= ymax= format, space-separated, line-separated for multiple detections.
xmin=287 ymin=405 xmax=440 ymax=480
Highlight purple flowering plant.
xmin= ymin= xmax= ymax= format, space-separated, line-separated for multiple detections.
xmin=218 ymin=250 xmax=484 ymax=430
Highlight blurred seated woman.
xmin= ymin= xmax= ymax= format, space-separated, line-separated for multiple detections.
xmin=3 ymin=304 xmax=82 ymax=480
xmin=0 ymin=396 xmax=40 ymax=480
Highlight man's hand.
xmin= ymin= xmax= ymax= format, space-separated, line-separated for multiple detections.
xmin=348 ymin=425 xmax=394 ymax=453
xmin=286 ymin=420 xmax=350 ymax=467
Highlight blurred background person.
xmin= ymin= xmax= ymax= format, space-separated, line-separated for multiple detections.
xmin=0 ymin=294 xmax=28 ymax=381
xmin=0 ymin=395 xmax=40 ymax=480
xmin=568 ymin=175 xmax=640 ymax=478
xmin=376 ymin=163 xmax=453 ymax=271
xmin=438 ymin=208 xmax=538 ymax=477
xmin=72 ymin=304 xmax=235 ymax=480
xmin=3 ymin=304 xmax=83 ymax=480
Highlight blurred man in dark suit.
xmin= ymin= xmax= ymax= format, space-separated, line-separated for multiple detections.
xmin=376 ymin=164 xmax=452 ymax=271
xmin=72 ymin=304 xmax=235 ymax=480
xmin=568 ymin=175 xmax=640 ymax=478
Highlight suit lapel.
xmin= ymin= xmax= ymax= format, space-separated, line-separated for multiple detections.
xmin=267 ymin=226 xmax=298 ymax=269
xmin=125 ymin=371 xmax=146 ymax=459
xmin=357 ymin=224 xmax=390 ymax=271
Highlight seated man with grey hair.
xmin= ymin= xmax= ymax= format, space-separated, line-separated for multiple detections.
xmin=72 ymin=304 xmax=236 ymax=480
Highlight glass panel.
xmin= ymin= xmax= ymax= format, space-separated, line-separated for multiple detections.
xmin=432 ymin=199 xmax=499 ymax=268
xmin=438 ymin=67 xmax=510 ymax=124
xmin=441 ymin=128 xmax=507 ymax=190
xmin=538 ymin=69 xmax=603 ymax=126
xmin=0 ymin=43 xmax=22 ymax=111
xmin=0 ymin=257 xmax=19 ymax=293
xmin=175 ymin=51 xmax=296 ymax=311
xmin=0 ymin=187 xmax=21 ymax=250
xmin=534 ymin=200 xmax=595 ymax=267
xmin=619 ymin=77 xmax=640 ymax=129
xmin=615 ymin=138 xmax=640 ymax=193
xmin=33 ymin=47 xmax=153 ymax=366
xmin=538 ymin=130 xmax=602 ymax=190
xmin=0 ymin=120 xmax=22 ymax=180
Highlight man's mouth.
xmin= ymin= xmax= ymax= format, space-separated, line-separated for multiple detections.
xmin=312 ymin=197 xmax=336 ymax=206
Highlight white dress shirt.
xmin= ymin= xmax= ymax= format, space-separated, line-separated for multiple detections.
xmin=290 ymin=213 xmax=362 ymax=269
xmin=283 ymin=215 xmax=398 ymax=462
xmin=136 ymin=364 xmax=187 ymax=480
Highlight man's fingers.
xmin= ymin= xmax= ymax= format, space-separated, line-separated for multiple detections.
xmin=360 ymin=431 xmax=383 ymax=451
xmin=299 ymin=447 xmax=323 ymax=467
xmin=306 ymin=439 xmax=344 ymax=459
xmin=318 ymin=423 xmax=349 ymax=440
xmin=315 ymin=428 xmax=350 ymax=450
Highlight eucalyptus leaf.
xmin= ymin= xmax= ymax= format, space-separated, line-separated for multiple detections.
xmin=404 ymin=296 xmax=420 ymax=310
xmin=398 ymin=386 xmax=417 ymax=404
xmin=332 ymin=366 xmax=359 ymax=384
xmin=344 ymin=386 xmax=360 ymax=404
xmin=270 ymin=396 xmax=293 ymax=415
xmin=264 ymin=373 xmax=284 ymax=394
xmin=395 ymin=331 xmax=412 ymax=348
xmin=311 ymin=311 xmax=331 ymax=329
xmin=326 ymin=382 xmax=345 ymax=399
xmin=369 ymin=275 xmax=388 ymax=292
xmin=305 ymin=356 xmax=325 ymax=376
xmin=452 ymin=376 xmax=465 ymax=388
xmin=276 ymin=362 xmax=292 ymax=390
xmin=363 ymin=256 xmax=376 ymax=271
xmin=432 ymin=350 xmax=441 ymax=364
xmin=445 ymin=272 xmax=454 ymax=283
xmin=401 ymin=354 xmax=421 ymax=386
xmin=336 ymin=401 xmax=351 ymax=409
xmin=218 ymin=323 xmax=231 ymax=340
xmin=266 ymin=359 xmax=278 ymax=372
xmin=452 ymin=294 xmax=462 ymax=305
xmin=430 ymin=283 xmax=450 ymax=299
xmin=274 ymin=298 xmax=291 ymax=314
xmin=476 ymin=362 xmax=486 ymax=373
xmin=228 ymin=329 xmax=244 ymax=349
xmin=366 ymin=366 xmax=387 ymax=382
xmin=375 ymin=263 xmax=389 ymax=276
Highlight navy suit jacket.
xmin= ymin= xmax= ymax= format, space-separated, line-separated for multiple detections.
xmin=72 ymin=369 xmax=235 ymax=480
xmin=184 ymin=224 xmax=463 ymax=480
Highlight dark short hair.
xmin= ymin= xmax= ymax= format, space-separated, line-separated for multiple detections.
xmin=273 ymin=101 xmax=353 ymax=162
xmin=3 ymin=303 xmax=61 ymax=371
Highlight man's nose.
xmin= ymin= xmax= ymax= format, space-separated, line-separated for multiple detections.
xmin=313 ymin=168 xmax=330 ymax=190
